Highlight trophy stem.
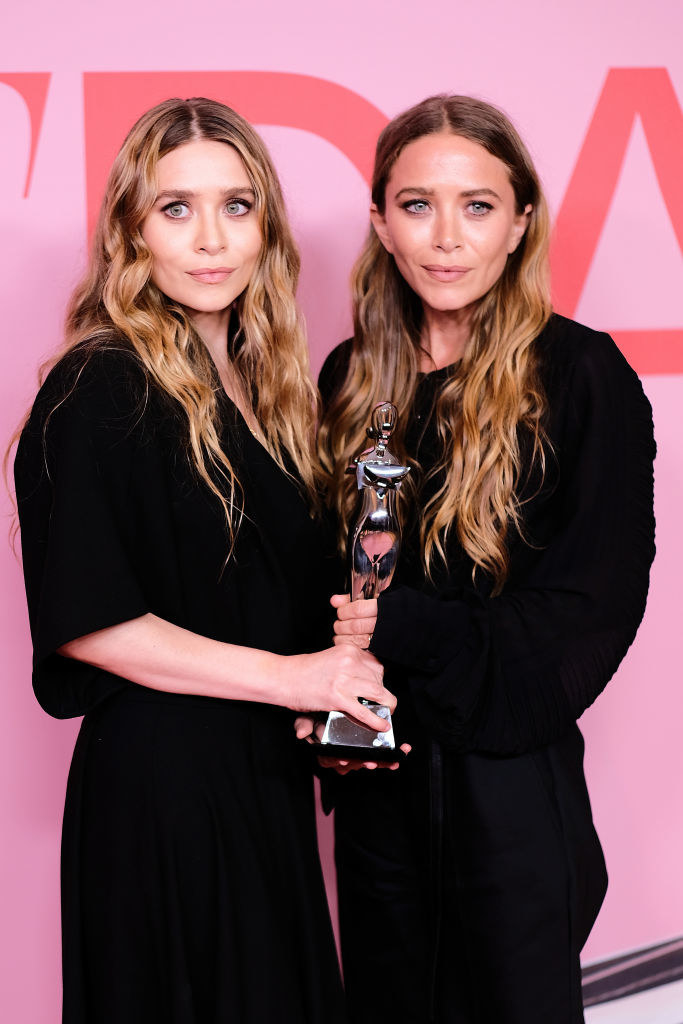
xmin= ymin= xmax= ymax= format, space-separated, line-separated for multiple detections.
xmin=315 ymin=403 xmax=410 ymax=761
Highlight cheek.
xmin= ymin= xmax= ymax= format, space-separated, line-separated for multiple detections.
xmin=473 ymin=223 xmax=515 ymax=264
xmin=142 ymin=226 xmax=171 ymax=271
xmin=243 ymin=228 xmax=263 ymax=269
xmin=387 ymin=220 xmax=427 ymax=261
xmin=248 ymin=230 xmax=263 ymax=262
xmin=142 ymin=217 xmax=190 ymax=272
xmin=385 ymin=227 xmax=421 ymax=268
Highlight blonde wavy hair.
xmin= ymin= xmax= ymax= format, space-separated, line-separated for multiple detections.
xmin=317 ymin=95 xmax=552 ymax=592
xmin=15 ymin=97 xmax=320 ymax=550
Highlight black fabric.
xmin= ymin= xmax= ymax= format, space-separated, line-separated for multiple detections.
xmin=16 ymin=343 xmax=345 ymax=1024
xmin=319 ymin=314 xmax=656 ymax=1024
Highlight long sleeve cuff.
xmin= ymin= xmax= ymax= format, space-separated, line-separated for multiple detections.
xmin=369 ymin=585 xmax=470 ymax=675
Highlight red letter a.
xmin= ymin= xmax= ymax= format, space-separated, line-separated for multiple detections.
xmin=550 ymin=68 xmax=683 ymax=374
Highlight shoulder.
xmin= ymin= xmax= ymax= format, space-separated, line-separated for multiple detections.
xmin=318 ymin=338 xmax=353 ymax=405
xmin=17 ymin=340 xmax=153 ymax=484
xmin=40 ymin=339 xmax=147 ymax=415
xmin=536 ymin=314 xmax=649 ymax=414
xmin=26 ymin=339 xmax=152 ymax=441
xmin=536 ymin=315 xmax=654 ymax=458
xmin=536 ymin=314 xmax=641 ymax=388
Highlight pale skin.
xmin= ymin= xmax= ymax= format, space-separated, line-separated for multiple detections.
xmin=299 ymin=132 xmax=531 ymax=768
xmin=60 ymin=139 xmax=394 ymax=733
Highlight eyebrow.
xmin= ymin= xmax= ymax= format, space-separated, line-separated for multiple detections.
xmin=393 ymin=186 xmax=502 ymax=201
xmin=155 ymin=186 xmax=256 ymax=201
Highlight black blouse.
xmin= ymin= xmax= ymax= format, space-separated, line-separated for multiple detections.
xmin=319 ymin=314 xmax=656 ymax=755
xmin=15 ymin=343 xmax=335 ymax=719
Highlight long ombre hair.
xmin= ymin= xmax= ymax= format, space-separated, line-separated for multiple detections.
xmin=318 ymin=95 xmax=552 ymax=593
xmin=28 ymin=98 xmax=320 ymax=549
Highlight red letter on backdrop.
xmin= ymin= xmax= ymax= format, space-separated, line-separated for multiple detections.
xmin=83 ymin=71 xmax=387 ymax=235
xmin=0 ymin=73 xmax=51 ymax=197
xmin=551 ymin=67 xmax=683 ymax=374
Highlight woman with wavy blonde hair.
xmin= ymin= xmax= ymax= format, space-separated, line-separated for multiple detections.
xmin=13 ymin=97 xmax=393 ymax=1024
xmin=313 ymin=96 xmax=656 ymax=1023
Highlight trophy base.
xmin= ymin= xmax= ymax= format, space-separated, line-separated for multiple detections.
xmin=312 ymin=742 xmax=407 ymax=763
xmin=312 ymin=704 xmax=407 ymax=763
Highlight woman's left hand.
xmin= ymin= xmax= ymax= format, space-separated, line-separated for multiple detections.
xmin=331 ymin=593 xmax=378 ymax=649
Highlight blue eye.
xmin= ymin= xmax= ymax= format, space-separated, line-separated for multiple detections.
xmin=226 ymin=199 xmax=252 ymax=216
xmin=162 ymin=202 xmax=189 ymax=219
xmin=467 ymin=201 xmax=493 ymax=216
xmin=402 ymin=198 xmax=430 ymax=214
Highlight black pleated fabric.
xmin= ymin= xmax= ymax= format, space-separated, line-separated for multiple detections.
xmin=16 ymin=343 xmax=345 ymax=1024
xmin=319 ymin=315 xmax=656 ymax=1023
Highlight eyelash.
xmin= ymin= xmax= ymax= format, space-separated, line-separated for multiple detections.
xmin=400 ymin=199 xmax=494 ymax=216
xmin=402 ymin=199 xmax=430 ymax=214
xmin=225 ymin=199 xmax=253 ymax=216
xmin=467 ymin=201 xmax=493 ymax=216
xmin=160 ymin=198 xmax=253 ymax=219
xmin=161 ymin=201 xmax=190 ymax=219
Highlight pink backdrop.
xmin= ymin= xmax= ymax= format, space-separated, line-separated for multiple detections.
xmin=1 ymin=2 xmax=682 ymax=1019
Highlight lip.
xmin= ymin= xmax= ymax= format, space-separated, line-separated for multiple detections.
xmin=422 ymin=265 xmax=471 ymax=282
xmin=187 ymin=267 xmax=235 ymax=284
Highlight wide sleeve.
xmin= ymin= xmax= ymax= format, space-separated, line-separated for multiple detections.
xmin=15 ymin=349 xmax=152 ymax=718
xmin=369 ymin=331 xmax=656 ymax=754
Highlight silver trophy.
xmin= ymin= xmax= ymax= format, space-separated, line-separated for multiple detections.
xmin=316 ymin=402 xmax=410 ymax=761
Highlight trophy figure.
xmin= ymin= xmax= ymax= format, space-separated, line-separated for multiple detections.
xmin=316 ymin=402 xmax=410 ymax=761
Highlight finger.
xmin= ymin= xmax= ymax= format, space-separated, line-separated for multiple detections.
xmin=343 ymin=702 xmax=392 ymax=732
xmin=338 ymin=633 xmax=372 ymax=649
xmin=317 ymin=757 xmax=365 ymax=775
xmin=319 ymin=756 xmax=380 ymax=771
xmin=333 ymin=616 xmax=376 ymax=636
xmin=330 ymin=594 xmax=351 ymax=608
xmin=372 ymin=686 xmax=396 ymax=713
xmin=336 ymin=598 xmax=377 ymax=621
xmin=317 ymin=756 xmax=350 ymax=769
xmin=294 ymin=716 xmax=316 ymax=739
xmin=333 ymin=634 xmax=360 ymax=647
xmin=332 ymin=633 xmax=372 ymax=650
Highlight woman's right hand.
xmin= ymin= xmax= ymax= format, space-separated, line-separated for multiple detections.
xmin=279 ymin=645 xmax=395 ymax=733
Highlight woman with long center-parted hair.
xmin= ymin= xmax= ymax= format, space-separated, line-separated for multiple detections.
xmin=310 ymin=95 xmax=656 ymax=1023
xmin=11 ymin=97 xmax=395 ymax=1024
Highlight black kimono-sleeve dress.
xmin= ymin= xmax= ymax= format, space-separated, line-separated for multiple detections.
xmin=15 ymin=343 xmax=346 ymax=1024
xmin=318 ymin=315 xmax=656 ymax=1024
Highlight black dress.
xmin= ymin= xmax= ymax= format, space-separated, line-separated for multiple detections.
xmin=15 ymin=344 xmax=346 ymax=1024
xmin=319 ymin=315 xmax=656 ymax=1024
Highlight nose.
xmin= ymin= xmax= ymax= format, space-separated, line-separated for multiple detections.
xmin=433 ymin=210 xmax=461 ymax=253
xmin=195 ymin=212 xmax=226 ymax=257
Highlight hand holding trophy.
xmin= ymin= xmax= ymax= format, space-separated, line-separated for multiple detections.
xmin=315 ymin=401 xmax=410 ymax=762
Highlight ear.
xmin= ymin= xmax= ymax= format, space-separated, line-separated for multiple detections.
xmin=507 ymin=203 xmax=532 ymax=254
xmin=370 ymin=204 xmax=394 ymax=255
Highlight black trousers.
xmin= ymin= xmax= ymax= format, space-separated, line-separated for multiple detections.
xmin=334 ymin=731 xmax=606 ymax=1024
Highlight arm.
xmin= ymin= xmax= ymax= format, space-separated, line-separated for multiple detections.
xmin=16 ymin=348 xmax=392 ymax=727
xmin=336 ymin=332 xmax=656 ymax=754
xmin=60 ymin=612 xmax=394 ymax=728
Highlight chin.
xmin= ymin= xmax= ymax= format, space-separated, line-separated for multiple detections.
xmin=422 ymin=292 xmax=473 ymax=314
xmin=184 ymin=296 xmax=235 ymax=314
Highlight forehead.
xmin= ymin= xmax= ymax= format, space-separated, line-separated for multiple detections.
xmin=155 ymin=139 xmax=251 ymax=188
xmin=387 ymin=132 xmax=513 ymax=194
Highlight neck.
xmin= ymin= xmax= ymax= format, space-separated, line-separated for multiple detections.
xmin=187 ymin=305 xmax=262 ymax=439
xmin=420 ymin=304 xmax=472 ymax=371
xmin=188 ymin=307 xmax=232 ymax=375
